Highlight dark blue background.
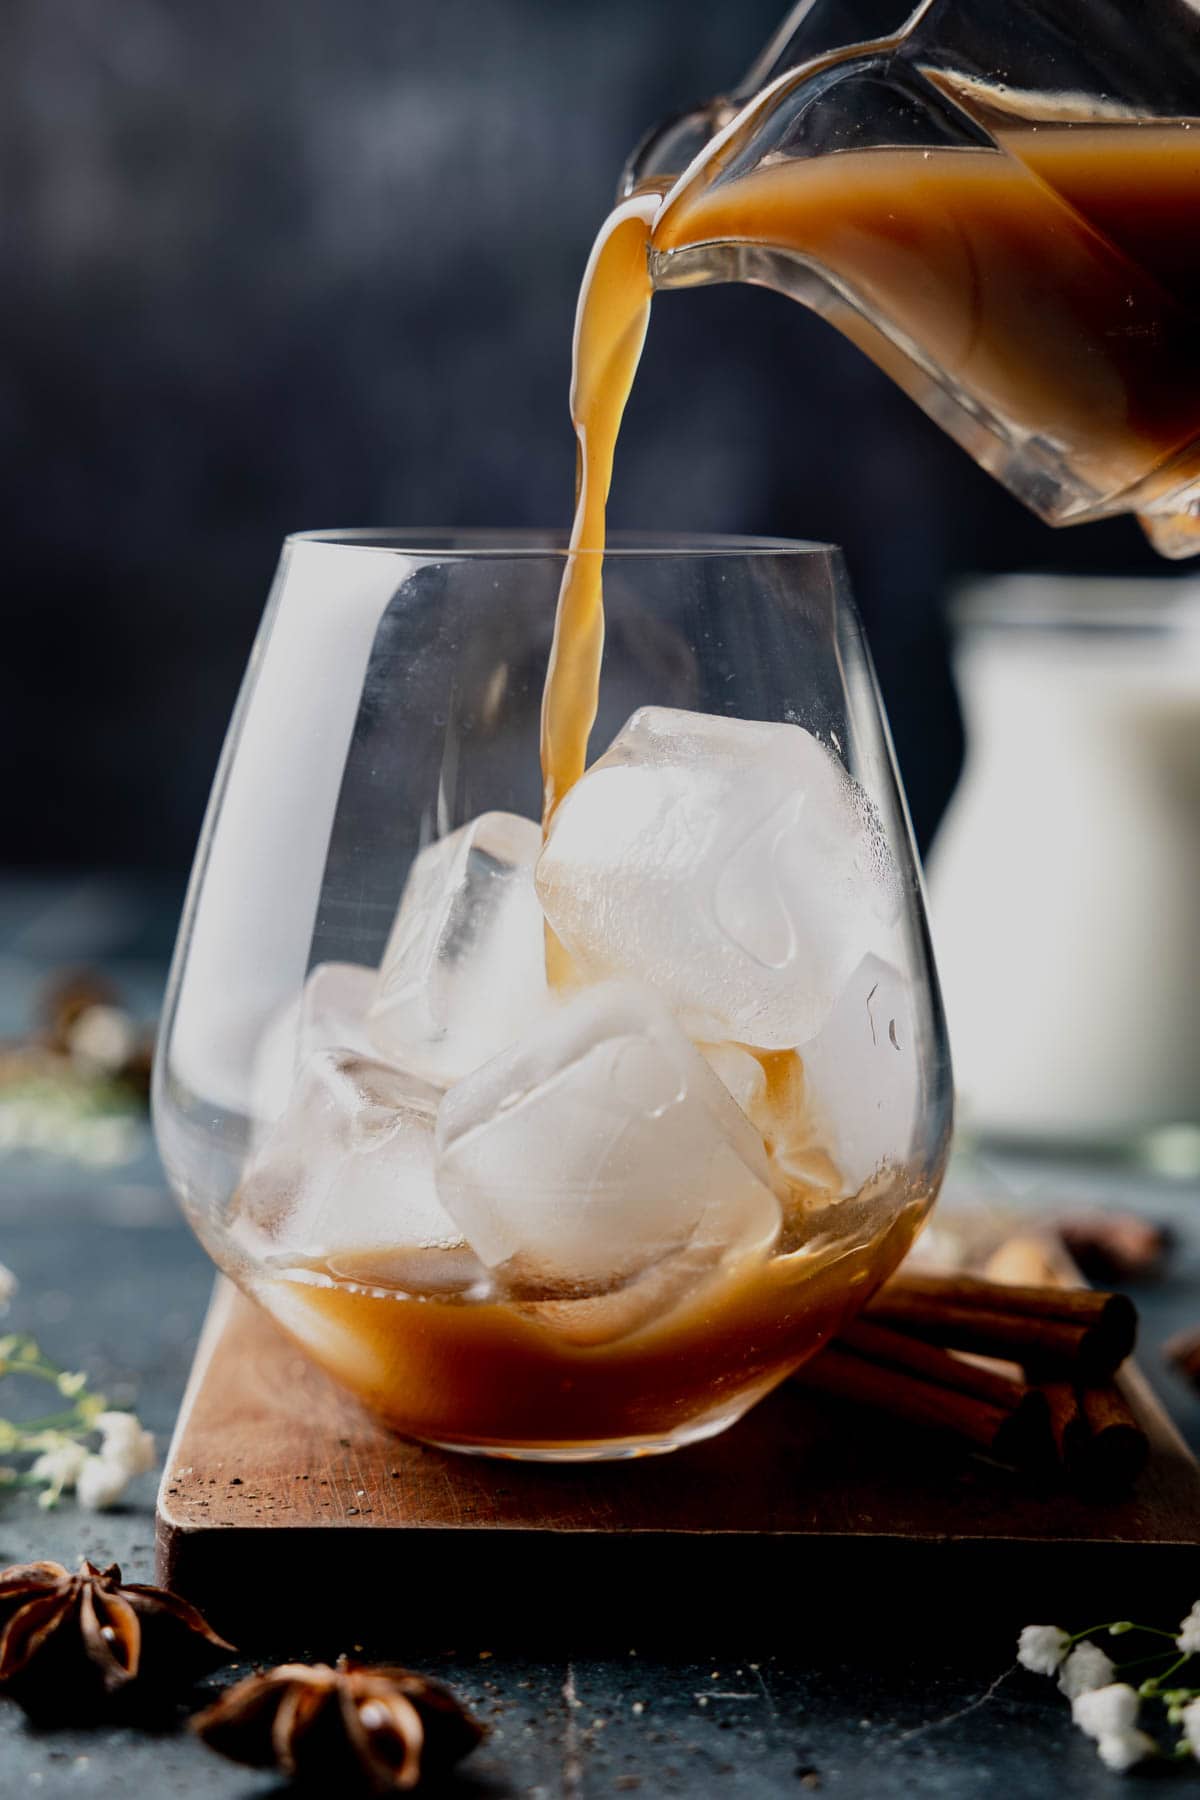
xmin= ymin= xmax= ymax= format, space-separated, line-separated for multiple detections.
xmin=2 ymin=0 xmax=1164 ymax=869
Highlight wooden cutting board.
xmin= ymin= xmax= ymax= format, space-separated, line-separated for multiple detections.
xmin=156 ymin=1278 xmax=1200 ymax=1648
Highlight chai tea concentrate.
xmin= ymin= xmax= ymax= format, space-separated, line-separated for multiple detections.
xmin=257 ymin=1189 xmax=929 ymax=1451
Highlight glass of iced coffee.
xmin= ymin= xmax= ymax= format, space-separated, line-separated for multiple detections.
xmin=154 ymin=531 xmax=952 ymax=1460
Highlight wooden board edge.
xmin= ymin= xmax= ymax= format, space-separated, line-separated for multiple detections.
xmin=156 ymin=1275 xmax=237 ymax=1536
xmin=161 ymin=1522 xmax=1200 ymax=1651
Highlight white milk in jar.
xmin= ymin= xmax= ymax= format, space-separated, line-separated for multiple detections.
xmin=927 ymin=576 xmax=1200 ymax=1150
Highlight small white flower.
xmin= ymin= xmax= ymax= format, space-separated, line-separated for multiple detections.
xmin=1017 ymin=1625 xmax=1070 ymax=1675
xmin=1073 ymin=1684 xmax=1140 ymax=1740
xmin=30 ymin=1441 xmax=88 ymax=1493
xmin=1182 ymin=1698 xmax=1200 ymax=1755
xmin=95 ymin=1412 xmax=155 ymax=1479
xmin=0 ymin=1264 xmax=16 ymax=1314
xmin=1096 ymin=1729 xmax=1156 ymax=1772
xmin=76 ymin=1454 xmax=130 ymax=1512
xmin=1177 ymin=1601 xmax=1200 ymax=1655
xmin=1058 ymin=1642 xmax=1115 ymax=1700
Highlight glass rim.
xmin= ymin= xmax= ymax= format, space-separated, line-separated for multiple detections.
xmin=284 ymin=527 xmax=841 ymax=560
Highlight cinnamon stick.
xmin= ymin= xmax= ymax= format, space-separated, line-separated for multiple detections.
xmin=1076 ymin=1385 xmax=1150 ymax=1492
xmin=1037 ymin=1380 xmax=1087 ymax=1468
xmin=796 ymin=1344 xmax=1016 ymax=1455
xmin=866 ymin=1272 xmax=1136 ymax=1380
xmin=838 ymin=1318 xmax=1021 ymax=1409
xmin=878 ymin=1270 xmax=1127 ymax=1327
xmin=836 ymin=1319 xmax=1051 ymax=1467
xmin=797 ymin=1326 xmax=1050 ymax=1468
xmin=797 ymin=1315 xmax=1148 ymax=1489
xmin=1031 ymin=1380 xmax=1148 ymax=1492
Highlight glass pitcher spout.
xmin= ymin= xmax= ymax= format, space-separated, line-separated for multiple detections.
xmin=628 ymin=0 xmax=1200 ymax=556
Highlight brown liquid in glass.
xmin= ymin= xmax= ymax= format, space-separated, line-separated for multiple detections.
xmin=547 ymin=121 xmax=1200 ymax=807
xmin=254 ymin=1193 xmax=928 ymax=1451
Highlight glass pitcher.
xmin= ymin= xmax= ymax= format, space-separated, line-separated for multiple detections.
xmin=625 ymin=0 xmax=1200 ymax=557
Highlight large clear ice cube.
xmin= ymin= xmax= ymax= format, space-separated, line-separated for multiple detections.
xmin=435 ymin=980 xmax=780 ymax=1294
xmin=796 ymin=955 xmax=920 ymax=1195
xmin=251 ymin=962 xmax=377 ymax=1126
xmin=368 ymin=811 xmax=551 ymax=1085
xmin=236 ymin=1050 xmax=477 ymax=1288
xmin=536 ymin=707 xmax=899 ymax=1050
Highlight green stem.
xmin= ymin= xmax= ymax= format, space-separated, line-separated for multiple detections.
xmin=1117 ymin=1650 xmax=1187 ymax=1673
xmin=1155 ymin=1655 xmax=1192 ymax=1686
xmin=14 ymin=1410 xmax=90 ymax=1434
xmin=3 ymin=1362 xmax=69 ymax=1389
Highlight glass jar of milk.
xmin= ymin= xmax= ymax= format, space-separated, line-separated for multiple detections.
xmin=927 ymin=576 xmax=1200 ymax=1160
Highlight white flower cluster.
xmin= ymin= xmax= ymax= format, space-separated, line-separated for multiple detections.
xmin=31 ymin=1412 xmax=155 ymax=1513
xmin=1018 ymin=1602 xmax=1200 ymax=1773
xmin=0 ymin=1265 xmax=16 ymax=1315
xmin=1184 ymin=1698 xmax=1200 ymax=1758
xmin=1072 ymin=1684 xmax=1157 ymax=1772
xmin=1057 ymin=1641 xmax=1115 ymax=1701
xmin=1016 ymin=1626 xmax=1070 ymax=1677
xmin=1178 ymin=1601 xmax=1200 ymax=1657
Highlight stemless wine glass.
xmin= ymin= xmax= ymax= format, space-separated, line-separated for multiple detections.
xmin=154 ymin=531 xmax=953 ymax=1460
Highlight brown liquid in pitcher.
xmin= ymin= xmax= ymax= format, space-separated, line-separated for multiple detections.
xmin=248 ymin=111 xmax=1200 ymax=1456
xmin=544 ymin=121 xmax=1200 ymax=798
xmin=663 ymin=127 xmax=1200 ymax=504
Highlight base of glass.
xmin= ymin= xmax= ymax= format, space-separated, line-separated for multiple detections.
xmin=420 ymin=1398 xmax=754 ymax=1462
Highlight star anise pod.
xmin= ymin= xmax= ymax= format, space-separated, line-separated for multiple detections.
xmin=1058 ymin=1212 xmax=1170 ymax=1284
xmin=0 ymin=1559 xmax=233 ymax=1722
xmin=192 ymin=1656 xmax=484 ymax=1793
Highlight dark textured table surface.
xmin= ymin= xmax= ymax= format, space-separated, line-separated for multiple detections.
xmin=2 ymin=876 xmax=1199 ymax=1798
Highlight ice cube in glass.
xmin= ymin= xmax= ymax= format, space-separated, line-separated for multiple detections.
xmin=794 ymin=955 xmax=920 ymax=1195
xmin=368 ymin=811 xmax=550 ymax=1085
xmin=251 ymin=962 xmax=377 ymax=1126
xmin=435 ymin=979 xmax=780 ymax=1296
xmin=536 ymin=707 xmax=899 ymax=1049
xmin=236 ymin=1049 xmax=478 ymax=1291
